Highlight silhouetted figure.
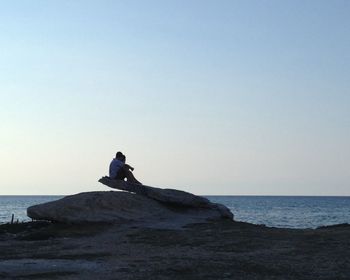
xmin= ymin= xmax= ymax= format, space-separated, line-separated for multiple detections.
xmin=109 ymin=152 xmax=142 ymax=184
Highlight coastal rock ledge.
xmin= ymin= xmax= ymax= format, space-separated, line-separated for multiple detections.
xmin=27 ymin=179 xmax=233 ymax=226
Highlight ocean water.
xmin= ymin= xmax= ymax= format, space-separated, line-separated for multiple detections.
xmin=207 ymin=196 xmax=350 ymax=228
xmin=0 ymin=195 xmax=349 ymax=229
xmin=0 ymin=196 xmax=63 ymax=224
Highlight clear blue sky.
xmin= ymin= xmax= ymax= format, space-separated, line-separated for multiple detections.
xmin=1 ymin=0 xmax=349 ymax=195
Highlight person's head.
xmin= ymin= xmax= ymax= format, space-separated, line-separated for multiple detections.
xmin=120 ymin=154 xmax=126 ymax=163
xmin=115 ymin=151 xmax=124 ymax=159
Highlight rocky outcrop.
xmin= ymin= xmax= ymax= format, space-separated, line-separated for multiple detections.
xmin=98 ymin=177 xmax=210 ymax=207
xmin=27 ymin=178 xmax=233 ymax=226
xmin=27 ymin=192 xmax=232 ymax=226
xmin=98 ymin=177 xmax=233 ymax=219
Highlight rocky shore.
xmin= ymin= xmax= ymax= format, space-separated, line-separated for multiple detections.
xmin=0 ymin=219 xmax=349 ymax=279
xmin=0 ymin=181 xmax=349 ymax=279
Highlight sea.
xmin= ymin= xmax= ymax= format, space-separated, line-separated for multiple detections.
xmin=0 ymin=195 xmax=349 ymax=229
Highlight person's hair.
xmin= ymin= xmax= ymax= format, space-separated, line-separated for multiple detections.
xmin=116 ymin=151 xmax=123 ymax=158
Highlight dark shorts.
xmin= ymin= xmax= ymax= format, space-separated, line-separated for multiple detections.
xmin=115 ymin=168 xmax=127 ymax=180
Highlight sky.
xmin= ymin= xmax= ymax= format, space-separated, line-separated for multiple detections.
xmin=0 ymin=0 xmax=349 ymax=195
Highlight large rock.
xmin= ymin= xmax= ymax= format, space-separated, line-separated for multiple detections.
xmin=98 ymin=177 xmax=233 ymax=219
xmin=98 ymin=177 xmax=211 ymax=207
xmin=27 ymin=191 xmax=233 ymax=226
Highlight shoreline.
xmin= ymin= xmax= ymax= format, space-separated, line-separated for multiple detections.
xmin=1 ymin=219 xmax=349 ymax=230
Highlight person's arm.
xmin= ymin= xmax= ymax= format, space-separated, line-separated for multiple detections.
xmin=124 ymin=164 xmax=134 ymax=171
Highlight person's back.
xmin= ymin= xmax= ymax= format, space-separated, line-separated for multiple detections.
xmin=109 ymin=157 xmax=124 ymax=179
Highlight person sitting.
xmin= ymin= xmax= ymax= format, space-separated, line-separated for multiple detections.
xmin=109 ymin=152 xmax=142 ymax=185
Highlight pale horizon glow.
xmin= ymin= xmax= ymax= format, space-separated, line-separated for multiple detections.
xmin=1 ymin=1 xmax=349 ymax=195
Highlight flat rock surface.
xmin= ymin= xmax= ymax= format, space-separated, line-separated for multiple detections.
xmin=27 ymin=191 xmax=231 ymax=226
xmin=0 ymin=220 xmax=349 ymax=279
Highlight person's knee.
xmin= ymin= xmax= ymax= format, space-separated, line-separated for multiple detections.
xmin=126 ymin=169 xmax=132 ymax=174
xmin=125 ymin=170 xmax=133 ymax=177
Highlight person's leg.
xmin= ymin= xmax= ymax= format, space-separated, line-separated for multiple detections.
xmin=125 ymin=170 xmax=142 ymax=185
xmin=115 ymin=168 xmax=127 ymax=180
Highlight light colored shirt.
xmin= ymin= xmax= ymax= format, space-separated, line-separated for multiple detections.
xmin=109 ymin=158 xmax=124 ymax=179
